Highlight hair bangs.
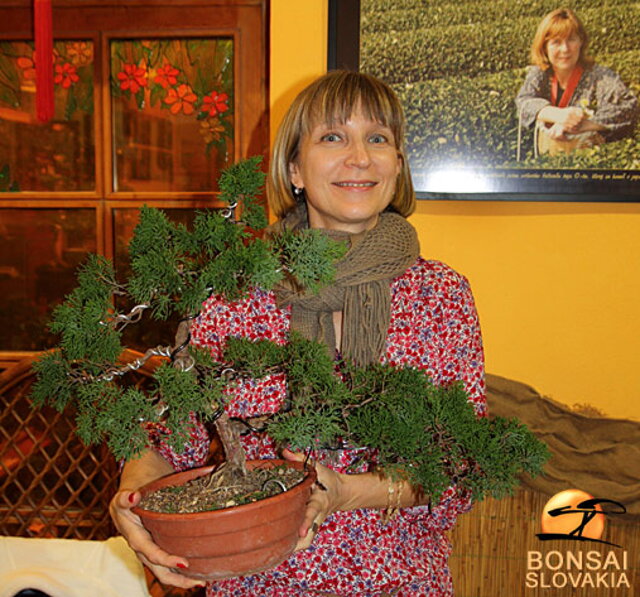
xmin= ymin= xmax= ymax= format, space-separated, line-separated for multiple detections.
xmin=301 ymin=74 xmax=402 ymax=140
xmin=545 ymin=17 xmax=579 ymax=42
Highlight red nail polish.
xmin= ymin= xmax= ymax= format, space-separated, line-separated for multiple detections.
xmin=176 ymin=562 xmax=187 ymax=569
xmin=128 ymin=492 xmax=135 ymax=504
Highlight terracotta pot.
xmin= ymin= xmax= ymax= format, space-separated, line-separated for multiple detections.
xmin=133 ymin=459 xmax=316 ymax=580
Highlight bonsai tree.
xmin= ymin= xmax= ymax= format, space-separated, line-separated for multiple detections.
xmin=31 ymin=156 xmax=549 ymax=511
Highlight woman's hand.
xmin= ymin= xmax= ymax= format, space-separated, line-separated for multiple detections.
xmin=282 ymin=449 xmax=347 ymax=551
xmin=547 ymin=122 xmax=569 ymax=140
xmin=559 ymin=106 xmax=586 ymax=132
xmin=110 ymin=450 xmax=206 ymax=589
xmin=282 ymin=449 xmax=425 ymax=551
xmin=537 ymin=106 xmax=586 ymax=133
xmin=109 ymin=489 xmax=206 ymax=589
xmin=544 ymin=105 xmax=600 ymax=139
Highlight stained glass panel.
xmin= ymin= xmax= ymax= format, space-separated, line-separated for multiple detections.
xmin=0 ymin=209 xmax=96 ymax=350
xmin=111 ymin=38 xmax=234 ymax=192
xmin=0 ymin=41 xmax=95 ymax=192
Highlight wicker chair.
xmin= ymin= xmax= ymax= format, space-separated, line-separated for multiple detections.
xmin=0 ymin=351 xmax=204 ymax=597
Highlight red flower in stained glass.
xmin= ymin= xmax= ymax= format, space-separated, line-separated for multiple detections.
xmin=54 ymin=63 xmax=79 ymax=88
xmin=201 ymin=90 xmax=229 ymax=117
xmin=163 ymin=83 xmax=198 ymax=115
xmin=17 ymin=49 xmax=59 ymax=82
xmin=17 ymin=56 xmax=36 ymax=81
xmin=117 ymin=63 xmax=148 ymax=94
xmin=154 ymin=63 xmax=179 ymax=89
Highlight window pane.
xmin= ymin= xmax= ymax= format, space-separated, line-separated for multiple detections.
xmin=111 ymin=38 xmax=234 ymax=193
xmin=0 ymin=41 xmax=95 ymax=192
xmin=0 ymin=209 xmax=96 ymax=350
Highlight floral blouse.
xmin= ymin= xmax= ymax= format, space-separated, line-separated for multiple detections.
xmin=515 ymin=64 xmax=639 ymax=141
xmin=155 ymin=257 xmax=486 ymax=596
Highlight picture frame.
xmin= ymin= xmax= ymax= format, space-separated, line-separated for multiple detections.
xmin=328 ymin=0 xmax=640 ymax=202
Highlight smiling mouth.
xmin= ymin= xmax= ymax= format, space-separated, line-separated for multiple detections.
xmin=334 ymin=181 xmax=376 ymax=188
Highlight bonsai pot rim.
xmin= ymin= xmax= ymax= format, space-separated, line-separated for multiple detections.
xmin=133 ymin=458 xmax=315 ymax=520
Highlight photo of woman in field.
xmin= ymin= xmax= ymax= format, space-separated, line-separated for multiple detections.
xmin=359 ymin=0 xmax=640 ymax=196
xmin=516 ymin=8 xmax=638 ymax=157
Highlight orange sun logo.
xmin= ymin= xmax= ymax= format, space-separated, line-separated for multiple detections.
xmin=541 ymin=489 xmax=605 ymax=540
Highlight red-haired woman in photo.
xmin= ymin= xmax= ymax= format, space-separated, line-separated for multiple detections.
xmin=516 ymin=8 xmax=638 ymax=152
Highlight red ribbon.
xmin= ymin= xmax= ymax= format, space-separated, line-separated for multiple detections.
xmin=550 ymin=65 xmax=583 ymax=108
xmin=35 ymin=0 xmax=54 ymax=122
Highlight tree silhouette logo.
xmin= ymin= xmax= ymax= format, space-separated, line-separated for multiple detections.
xmin=537 ymin=489 xmax=626 ymax=548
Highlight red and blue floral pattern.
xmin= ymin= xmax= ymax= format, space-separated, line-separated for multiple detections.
xmin=156 ymin=258 xmax=486 ymax=596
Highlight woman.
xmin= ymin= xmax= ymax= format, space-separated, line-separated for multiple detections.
xmin=516 ymin=8 xmax=638 ymax=151
xmin=110 ymin=71 xmax=486 ymax=596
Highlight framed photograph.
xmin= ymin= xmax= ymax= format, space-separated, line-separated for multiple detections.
xmin=329 ymin=0 xmax=640 ymax=201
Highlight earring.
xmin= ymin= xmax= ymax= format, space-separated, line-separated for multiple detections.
xmin=293 ymin=186 xmax=304 ymax=198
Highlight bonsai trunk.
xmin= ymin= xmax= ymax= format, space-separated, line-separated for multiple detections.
xmin=173 ymin=318 xmax=248 ymax=478
xmin=214 ymin=412 xmax=248 ymax=477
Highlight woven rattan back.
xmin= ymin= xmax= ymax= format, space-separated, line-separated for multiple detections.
xmin=0 ymin=351 xmax=208 ymax=596
xmin=0 ymin=351 xmax=156 ymax=540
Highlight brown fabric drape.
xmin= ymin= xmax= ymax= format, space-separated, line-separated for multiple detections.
xmin=486 ymin=373 xmax=640 ymax=517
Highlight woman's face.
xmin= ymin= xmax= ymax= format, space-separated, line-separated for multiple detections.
xmin=546 ymin=33 xmax=582 ymax=74
xmin=289 ymin=107 xmax=401 ymax=234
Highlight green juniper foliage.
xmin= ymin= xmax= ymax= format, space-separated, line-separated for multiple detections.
xmin=217 ymin=155 xmax=268 ymax=231
xmin=31 ymin=157 xmax=347 ymax=460
xmin=31 ymin=156 xmax=548 ymax=503
xmin=269 ymin=229 xmax=347 ymax=295
xmin=223 ymin=333 xmax=549 ymax=503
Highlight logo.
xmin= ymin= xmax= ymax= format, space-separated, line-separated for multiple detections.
xmin=525 ymin=489 xmax=631 ymax=590
xmin=537 ymin=488 xmax=626 ymax=547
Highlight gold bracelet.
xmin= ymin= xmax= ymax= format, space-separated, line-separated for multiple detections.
xmin=380 ymin=478 xmax=403 ymax=525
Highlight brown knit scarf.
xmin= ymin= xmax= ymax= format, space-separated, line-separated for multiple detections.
xmin=269 ymin=204 xmax=420 ymax=366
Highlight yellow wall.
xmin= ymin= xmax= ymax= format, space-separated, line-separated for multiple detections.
xmin=269 ymin=1 xmax=640 ymax=421
xmin=269 ymin=0 xmax=328 ymax=145
xmin=412 ymin=202 xmax=640 ymax=422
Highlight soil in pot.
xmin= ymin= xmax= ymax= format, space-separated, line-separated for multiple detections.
xmin=133 ymin=459 xmax=316 ymax=581
xmin=140 ymin=461 xmax=307 ymax=514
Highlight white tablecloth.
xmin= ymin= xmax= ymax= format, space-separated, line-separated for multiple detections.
xmin=0 ymin=536 xmax=150 ymax=597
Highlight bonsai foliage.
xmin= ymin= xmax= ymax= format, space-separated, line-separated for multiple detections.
xmin=31 ymin=155 xmax=549 ymax=505
xmin=223 ymin=333 xmax=549 ymax=502
xmin=31 ymin=156 xmax=347 ymax=460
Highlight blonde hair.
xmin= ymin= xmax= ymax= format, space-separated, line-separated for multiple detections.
xmin=530 ymin=8 xmax=594 ymax=70
xmin=267 ymin=70 xmax=415 ymax=219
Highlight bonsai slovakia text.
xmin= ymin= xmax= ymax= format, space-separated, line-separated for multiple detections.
xmin=526 ymin=550 xmax=631 ymax=590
